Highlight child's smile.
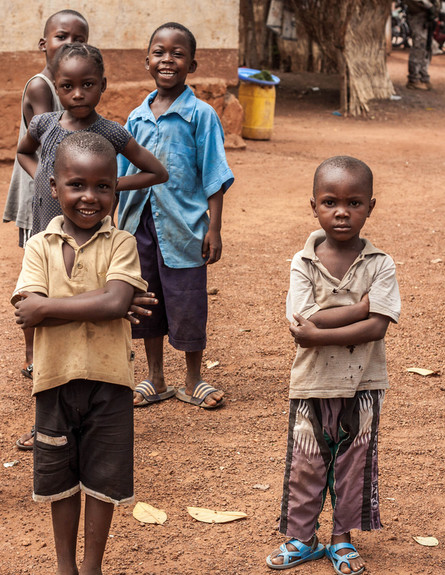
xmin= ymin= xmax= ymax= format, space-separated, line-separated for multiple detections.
xmin=146 ymin=28 xmax=196 ymax=96
xmin=51 ymin=151 xmax=116 ymax=239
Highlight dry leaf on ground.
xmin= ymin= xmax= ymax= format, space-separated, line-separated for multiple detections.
xmin=133 ymin=502 xmax=167 ymax=525
xmin=187 ymin=506 xmax=247 ymax=523
xmin=406 ymin=367 xmax=439 ymax=377
xmin=413 ymin=536 xmax=439 ymax=547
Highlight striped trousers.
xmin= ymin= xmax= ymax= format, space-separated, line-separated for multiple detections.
xmin=279 ymin=390 xmax=384 ymax=540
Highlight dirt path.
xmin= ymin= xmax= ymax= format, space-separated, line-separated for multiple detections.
xmin=0 ymin=50 xmax=444 ymax=575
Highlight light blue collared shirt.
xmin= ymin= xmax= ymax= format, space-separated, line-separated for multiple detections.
xmin=117 ymin=86 xmax=234 ymax=268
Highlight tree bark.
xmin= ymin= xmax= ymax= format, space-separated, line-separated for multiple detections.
xmin=293 ymin=0 xmax=394 ymax=115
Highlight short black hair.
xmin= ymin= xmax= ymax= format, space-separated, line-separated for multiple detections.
xmin=313 ymin=156 xmax=373 ymax=197
xmin=44 ymin=10 xmax=89 ymax=37
xmin=54 ymin=132 xmax=116 ymax=177
xmin=148 ymin=22 xmax=196 ymax=58
xmin=53 ymin=43 xmax=104 ymax=77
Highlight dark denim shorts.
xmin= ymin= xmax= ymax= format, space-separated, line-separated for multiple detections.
xmin=133 ymin=201 xmax=207 ymax=351
xmin=33 ymin=380 xmax=133 ymax=504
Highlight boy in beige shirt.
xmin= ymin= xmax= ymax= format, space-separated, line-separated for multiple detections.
xmin=13 ymin=132 xmax=151 ymax=575
xmin=266 ymin=156 xmax=400 ymax=574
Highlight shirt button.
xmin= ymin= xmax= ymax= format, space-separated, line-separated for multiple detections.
xmin=77 ymin=263 xmax=83 ymax=269
xmin=155 ymin=212 xmax=160 ymax=217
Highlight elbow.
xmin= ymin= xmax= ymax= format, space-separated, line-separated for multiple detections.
xmin=369 ymin=324 xmax=388 ymax=342
xmin=159 ymin=167 xmax=169 ymax=183
xmin=17 ymin=153 xmax=25 ymax=168
xmin=107 ymin=300 xmax=130 ymax=320
xmin=368 ymin=315 xmax=390 ymax=342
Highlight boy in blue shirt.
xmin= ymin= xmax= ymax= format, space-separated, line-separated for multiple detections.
xmin=118 ymin=22 xmax=234 ymax=409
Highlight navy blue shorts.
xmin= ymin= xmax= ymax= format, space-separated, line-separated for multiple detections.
xmin=133 ymin=202 xmax=207 ymax=352
xmin=33 ymin=380 xmax=134 ymax=505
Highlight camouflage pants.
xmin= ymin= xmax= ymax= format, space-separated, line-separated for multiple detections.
xmin=407 ymin=11 xmax=433 ymax=83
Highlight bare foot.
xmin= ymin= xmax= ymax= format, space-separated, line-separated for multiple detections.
xmin=267 ymin=536 xmax=320 ymax=567
xmin=133 ymin=391 xmax=145 ymax=405
xmin=330 ymin=533 xmax=365 ymax=574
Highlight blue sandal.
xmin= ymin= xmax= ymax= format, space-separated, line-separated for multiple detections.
xmin=326 ymin=543 xmax=364 ymax=575
xmin=266 ymin=537 xmax=325 ymax=570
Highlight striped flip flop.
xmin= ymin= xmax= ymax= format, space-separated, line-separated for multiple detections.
xmin=175 ymin=381 xmax=225 ymax=409
xmin=134 ymin=380 xmax=175 ymax=407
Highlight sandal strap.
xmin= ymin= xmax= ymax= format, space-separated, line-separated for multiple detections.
xmin=329 ymin=543 xmax=360 ymax=569
xmin=277 ymin=538 xmax=316 ymax=564
xmin=135 ymin=380 xmax=159 ymax=402
xmin=191 ymin=381 xmax=219 ymax=402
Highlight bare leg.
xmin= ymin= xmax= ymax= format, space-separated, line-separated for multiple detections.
xmin=133 ymin=336 xmax=165 ymax=405
xmin=17 ymin=327 xmax=35 ymax=448
xmin=80 ymin=495 xmax=114 ymax=575
xmin=51 ymin=492 xmax=81 ymax=575
xmin=185 ymin=350 xmax=224 ymax=406
xmin=23 ymin=326 xmax=34 ymax=368
xmin=331 ymin=532 xmax=365 ymax=574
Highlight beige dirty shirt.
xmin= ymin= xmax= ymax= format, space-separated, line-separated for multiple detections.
xmin=286 ymin=230 xmax=401 ymax=399
xmin=12 ymin=216 xmax=148 ymax=395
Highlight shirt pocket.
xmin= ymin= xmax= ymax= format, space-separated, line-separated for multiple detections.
xmin=166 ymin=143 xmax=197 ymax=193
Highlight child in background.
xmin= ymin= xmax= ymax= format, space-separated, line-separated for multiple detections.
xmin=266 ymin=157 xmax=400 ymax=574
xmin=118 ymin=22 xmax=234 ymax=409
xmin=17 ymin=42 xmax=168 ymax=236
xmin=13 ymin=132 xmax=149 ymax=575
xmin=3 ymin=9 xmax=89 ymax=397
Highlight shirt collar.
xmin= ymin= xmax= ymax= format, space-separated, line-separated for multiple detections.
xmin=302 ymin=229 xmax=385 ymax=261
xmin=133 ymin=85 xmax=196 ymax=123
xmin=44 ymin=215 xmax=113 ymax=244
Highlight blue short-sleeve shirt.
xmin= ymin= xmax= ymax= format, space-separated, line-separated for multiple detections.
xmin=117 ymin=86 xmax=234 ymax=268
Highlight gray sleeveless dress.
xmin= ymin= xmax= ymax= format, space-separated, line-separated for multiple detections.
xmin=3 ymin=74 xmax=62 ymax=246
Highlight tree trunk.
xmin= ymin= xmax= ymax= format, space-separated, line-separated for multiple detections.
xmin=293 ymin=0 xmax=394 ymax=115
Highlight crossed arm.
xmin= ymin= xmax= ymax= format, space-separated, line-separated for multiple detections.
xmin=17 ymin=132 xmax=168 ymax=191
xmin=290 ymin=293 xmax=390 ymax=348
xmin=14 ymin=283 xmax=157 ymax=329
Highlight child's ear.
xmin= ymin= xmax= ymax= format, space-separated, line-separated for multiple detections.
xmin=38 ymin=38 xmax=47 ymax=53
xmin=50 ymin=177 xmax=58 ymax=199
xmin=367 ymin=197 xmax=376 ymax=217
xmin=189 ymin=59 xmax=197 ymax=74
xmin=101 ymin=77 xmax=107 ymax=93
xmin=145 ymin=56 xmax=150 ymax=71
xmin=310 ymin=196 xmax=317 ymax=217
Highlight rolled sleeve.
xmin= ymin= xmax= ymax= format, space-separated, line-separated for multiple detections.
xmin=196 ymin=111 xmax=234 ymax=197
xmin=286 ymin=254 xmax=320 ymax=322
xmin=368 ymin=256 xmax=401 ymax=323
xmin=106 ymin=235 xmax=148 ymax=293
xmin=12 ymin=239 xmax=49 ymax=305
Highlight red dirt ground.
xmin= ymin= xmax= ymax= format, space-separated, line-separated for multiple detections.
xmin=0 ymin=50 xmax=444 ymax=575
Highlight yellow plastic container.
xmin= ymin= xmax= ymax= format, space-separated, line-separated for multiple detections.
xmin=239 ymin=82 xmax=276 ymax=140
